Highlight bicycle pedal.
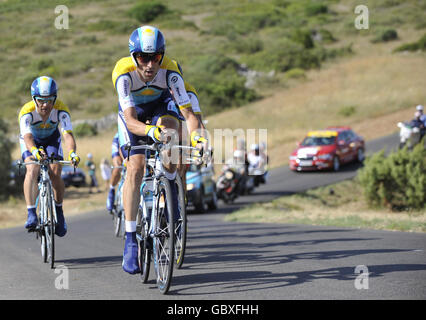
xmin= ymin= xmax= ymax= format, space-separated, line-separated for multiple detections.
xmin=27 ymin=226 xmax=38 ymax=233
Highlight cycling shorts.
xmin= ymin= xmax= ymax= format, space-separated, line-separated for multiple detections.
xmin=111 ymin=134 xmax=120 ymax=159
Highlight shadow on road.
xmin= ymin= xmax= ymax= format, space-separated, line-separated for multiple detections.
xmin=168 ymin=219 xmax=424 ymax=296
xmin=171 ymin=263 xmax=426 ymax=296
xmin=56 ymin=255 xmax=122 ymax=269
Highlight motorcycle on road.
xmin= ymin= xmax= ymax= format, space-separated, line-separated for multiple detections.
xmin=397 ymin=122 xmax=421 ymax=150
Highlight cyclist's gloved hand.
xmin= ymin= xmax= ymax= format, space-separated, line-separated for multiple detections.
xmin=190 ymin=131 xmax=208 ymax=148
xmin=145 ymin=125 xmax=163 ymax=143
xmin=30 ymin=146 xmax=44 ymax=161
xmin=68 ymin=149 xmax=80 ymax=166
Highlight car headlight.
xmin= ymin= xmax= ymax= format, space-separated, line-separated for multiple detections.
xmin=317 ymin=153 xmax=333 ymax=160
xmin=289 ymin=156 xmax=297 ymax=160
xmin=187 ymin=183 xmax=195 ymax=191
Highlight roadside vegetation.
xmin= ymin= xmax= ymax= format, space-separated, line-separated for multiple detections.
xmin=225 ymin=177 xmax=426 ymax=233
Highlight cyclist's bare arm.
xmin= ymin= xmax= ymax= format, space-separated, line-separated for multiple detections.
xmin=123 ymin=107 xmax=150 ymax=137
xmin=180 ymin=107 xmax=202 ymax=137
xmin=196 ymin=114 xmax=206 ymax=130
xmin=62 ymin=131 xmax=77 ymax=156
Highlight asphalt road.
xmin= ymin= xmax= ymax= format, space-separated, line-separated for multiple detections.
xmin=1 ymin=132 xmax=425 ymax=300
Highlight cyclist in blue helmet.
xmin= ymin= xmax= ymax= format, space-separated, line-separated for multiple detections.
xmin=112 ymin=25 xmax=207 ymax=274
xmin=19 ymin=76 xmax=80 ymax=237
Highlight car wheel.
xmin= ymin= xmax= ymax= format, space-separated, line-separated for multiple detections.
xmin=194 ymin=187 xmax=207 ymax=213
xmin=333 ymin=156 xmax=340 ymax=172
xmin=357 ymin=148 xmax=365 ymax=163
xmin=207 ymin=189 xmax=218 ymax=211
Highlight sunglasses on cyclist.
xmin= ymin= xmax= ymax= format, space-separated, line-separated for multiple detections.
xmin=35 ymin=96 xmax=56 ymax=104
xmin=134 ymin=52 xmax=163 ymax=64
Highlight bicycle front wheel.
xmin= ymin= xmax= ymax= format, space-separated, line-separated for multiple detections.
xmin=38 ymin=196 xmax=47 ymax=263
xmin=153 ymin=176 xmax=175 ymax=294
xmin=174 ymin=174 xmax=187 ymax=269
xmin=45 ymin=185 xmax=55 ymax=269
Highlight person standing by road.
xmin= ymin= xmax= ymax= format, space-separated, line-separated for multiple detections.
xmin=100 ymin=158 xmax=112 ymax=191
xmin=85 ymin=153 xmax=100 ymax=193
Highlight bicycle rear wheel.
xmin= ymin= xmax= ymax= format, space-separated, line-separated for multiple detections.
xmin=137 ymin=208 xmax=151 ymax=283
xmin=153 ymin=176 xmax=175 ymax=294
xmin=40 ymin=219 xmax=47 ymax=263
xmin=174 ymin=174 xmax=187 ymax=269
xmin=113 ymin=209 xmax=122 ymax=237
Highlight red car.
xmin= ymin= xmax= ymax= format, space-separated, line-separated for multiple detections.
xmin=289 ymin=126 xmax=365 ymax=172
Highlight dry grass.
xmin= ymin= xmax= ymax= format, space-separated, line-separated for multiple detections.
xmin=226 ymin=180 xmax=426 ymax=232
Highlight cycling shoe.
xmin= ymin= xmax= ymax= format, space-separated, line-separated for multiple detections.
xmin=122 ymin=232 xmax=140 ymax=274
xmin=25 ymin=211 xmax=38 ymax=230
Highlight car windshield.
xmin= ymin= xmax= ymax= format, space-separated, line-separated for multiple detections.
xmin=301 ymin=136 xmax=335 ymax=146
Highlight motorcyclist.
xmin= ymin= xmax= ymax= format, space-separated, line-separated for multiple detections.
xmin=416 ymin=105 xmax=426 ymax=131
xmin=248 ymin=144 xmax=267 ymax=185
xmin=248 ymin=144 xmax=266 ymax=170
xmin=410 ymin=111 xmax=425 ymax=140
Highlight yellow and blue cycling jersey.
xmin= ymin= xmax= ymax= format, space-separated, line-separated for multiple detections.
xmin=18 ymin=99 xmax=73 ymax=139
xmin=18 ymin=99 xmax=73 ymax=160
xmin=169 ymin=59 xmax=202 ymax=116
xmin=112 ymin=55 xmax=192 ymax=111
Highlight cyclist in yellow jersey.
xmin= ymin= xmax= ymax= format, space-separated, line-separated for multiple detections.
xmin=112 ymin=25 xmax=207 ymax=274
xmin=18 ymin=76 xmax=80 ymax=236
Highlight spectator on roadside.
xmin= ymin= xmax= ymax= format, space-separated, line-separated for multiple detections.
xmin=85 ymin=153 xmax=100 ymax=193
xmin=100 ymin=158 xmax=112 ymax=191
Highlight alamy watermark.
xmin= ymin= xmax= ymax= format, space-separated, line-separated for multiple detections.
xmin=54 ymin=265 xmax=69 ymax=290
xmin=354 ymin=5 xmax=369 ymax=30
xmin=55 ymin=5 xmax=69 ymax=30
xmin=159 ymin=128 xmax=268 ymax=173
xmin=354 ymin=265 xmax=369 ymax=290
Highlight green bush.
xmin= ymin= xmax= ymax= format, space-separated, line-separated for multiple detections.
xmin=188 ymin=55 xmax=258 ymax=114
xmin=284 ymin=68 xmax=306 ymax=79
xmin=0 ymin=118 xmax=13 ymax=200
xmin=87 ymin=20 xmax=138 ymax=35
xmin=372 ymin=29 xmax=398 ymax=43
xmin=129 ymin=2 xmax=167 ymax=23
xmin=358 ymin=143 xmax=426 ymax=210
xmin=291 ymin=29 xmax=314 ymax=49
xmin=305 ymin=3 xmax=328 ymax=16
xmin=73 ymin=123 xmax=98 ymax=138
xmin=338 ymin=105 xmax=356 ymax=117
xmin=393 ymin=33 xmax=426 ymax=52
xmin=245 ymin=39 xmax=321 ymax=72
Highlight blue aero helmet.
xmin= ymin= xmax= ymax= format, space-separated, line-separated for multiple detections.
xmin=31 ymin=76 xmax=57 ymax=103
xmin=128 ymin=26 xmax=165 ymax=66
